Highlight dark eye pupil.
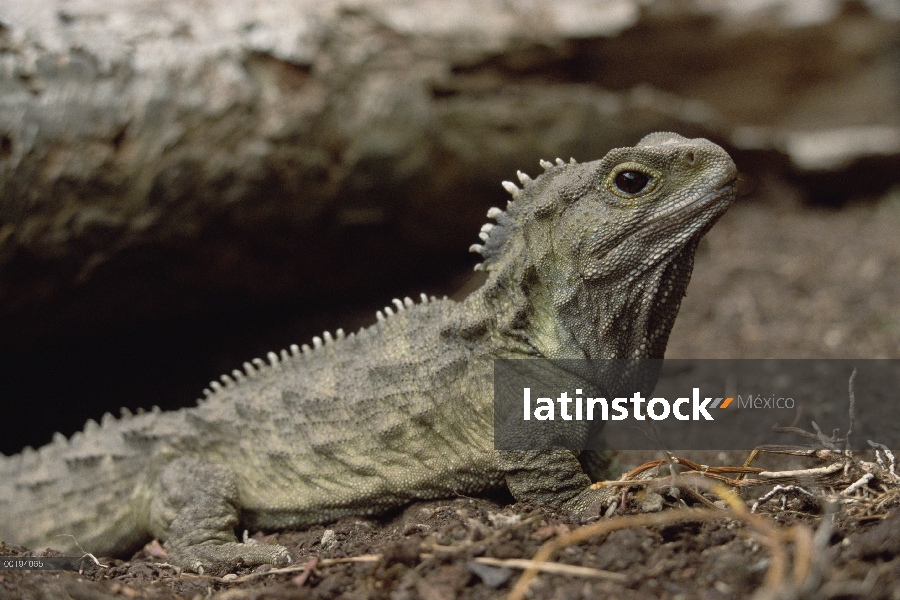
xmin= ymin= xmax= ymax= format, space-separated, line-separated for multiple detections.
xmin=614 ymin=171 xmax=650 ymax=194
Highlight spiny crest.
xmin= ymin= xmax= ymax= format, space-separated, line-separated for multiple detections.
xmin=375 ymin=294 xmax=436 ymax=322
xmin=43 ymin=410 xmax=126 ymax=454
xmin=198 ymin=327 xmax=346 ymax=400
xmin=470 ymin=157 xmax=578 ymax=271
xmin=198 ymin=292 xmax=443 ymax=402
xmin=26 ymin=408 xmax=145 ymax=469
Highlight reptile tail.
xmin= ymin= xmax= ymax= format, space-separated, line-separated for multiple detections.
xmin=0 ymin=412 xmax=157 ymax=556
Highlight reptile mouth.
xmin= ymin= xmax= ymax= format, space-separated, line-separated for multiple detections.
xmin=585 ymin=178 xmax=737 ymax=267
xmin=641 ymin=178 xmax=737 ymax=230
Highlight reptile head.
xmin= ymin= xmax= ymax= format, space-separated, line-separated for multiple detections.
xmin=474 ymin=132 xmax=737 ymax=360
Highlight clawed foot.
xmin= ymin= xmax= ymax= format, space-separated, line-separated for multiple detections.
xmin=562 ymin=485 xmax=618 ymax=518
xmin=167 ymin=542 xmax=291 ymax=574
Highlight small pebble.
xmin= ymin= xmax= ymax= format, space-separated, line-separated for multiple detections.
xmin=640 ymin=492 xmax=665 ymax=513
xmin=467 ymin=562 xmax=513 ymax=588
xmin=320 ymin=529 xmax=336 ymax=551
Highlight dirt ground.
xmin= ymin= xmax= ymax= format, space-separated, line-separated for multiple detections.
xmin=2 ymin=182 xmax=900 ymax=599
xmin=3 ymin=489 xmax=900 ymax=600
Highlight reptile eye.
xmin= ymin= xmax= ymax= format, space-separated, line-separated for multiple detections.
xmin=614 ymin=171 xmax=651 ymax=194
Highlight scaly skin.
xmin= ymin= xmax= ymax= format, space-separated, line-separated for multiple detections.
xmin=0 ymin=133 xmax=736 ymax=572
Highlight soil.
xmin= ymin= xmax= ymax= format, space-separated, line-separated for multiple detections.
xmin=3 ymin=492 xmax=900 ymax=600
xmin=2 ymin=182 xmax=900 ymax=599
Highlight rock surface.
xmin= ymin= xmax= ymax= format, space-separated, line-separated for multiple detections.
xmin=0 ymin=0 xmax=897 ymax=341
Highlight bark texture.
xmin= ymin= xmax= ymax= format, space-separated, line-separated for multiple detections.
xmin=0 ymin=0 xmax=897 ymax=342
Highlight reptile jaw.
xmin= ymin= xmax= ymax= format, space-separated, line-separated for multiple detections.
xmin=640 ymin=178 xmax=737 ymax=230
xmin=582 ymin=177 xmax=736 ymax=272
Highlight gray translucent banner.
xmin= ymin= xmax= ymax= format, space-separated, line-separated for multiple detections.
xmin=493 ymin=360 xmax=900 ymax=451
xmin=0 ymin=556 xmax=97 ymax=570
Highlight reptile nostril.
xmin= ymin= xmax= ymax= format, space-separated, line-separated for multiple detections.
xmin=684 ymin=151 xmax=696 ymax=165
